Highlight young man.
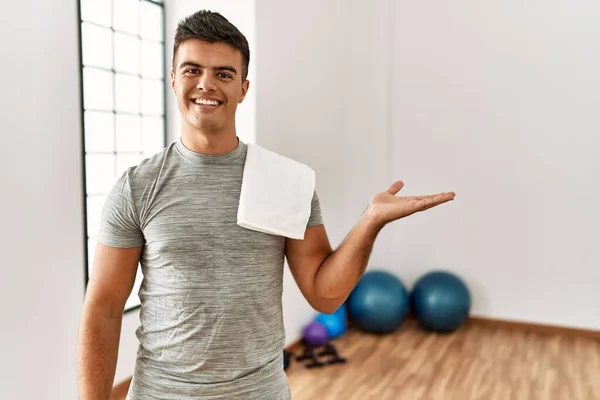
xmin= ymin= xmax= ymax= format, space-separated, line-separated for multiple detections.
xmin=76 ymin=10 xmax=455 ymax=400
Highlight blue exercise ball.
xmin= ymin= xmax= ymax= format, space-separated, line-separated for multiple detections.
xmin=348 ymin=270 xmax=409 ymax=334
xmin=315 ymin=303 xmax=347 ymax=338
xmin=411 ymin=271 xmax=471 ymax=333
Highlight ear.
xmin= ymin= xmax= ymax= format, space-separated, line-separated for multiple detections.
xmin=239 ymin=80 xmax=250 ymax=104
xmin=170 ymin=69 xmax=176 ymax=96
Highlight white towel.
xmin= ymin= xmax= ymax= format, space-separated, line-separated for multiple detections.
xmin=237 ymin=143 xmax=316 ymax=240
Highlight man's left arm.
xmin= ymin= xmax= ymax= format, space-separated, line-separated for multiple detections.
xmin=285 ymin=213 xmax=381 ymax=314
xmin=285 ymin=180 xmax=455 ymax=314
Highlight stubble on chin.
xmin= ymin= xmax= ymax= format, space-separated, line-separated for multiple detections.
xmin=187 ymin=114 xmax=223 ymax=134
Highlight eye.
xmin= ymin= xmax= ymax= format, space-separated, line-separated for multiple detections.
xmin=186 ymin=68 xmax=200 ymax=74
xmin=217 ymin=72 xmax=232 ymax=79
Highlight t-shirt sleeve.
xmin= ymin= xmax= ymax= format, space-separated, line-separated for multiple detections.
xmin=306 ymin=190 xmax=324 ymax=228
xmin=98 ymin=172 xmax=145 ymax=248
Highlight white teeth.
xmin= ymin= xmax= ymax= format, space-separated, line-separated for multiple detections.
xmin=194 ymin=99 xmax=220 ymax=106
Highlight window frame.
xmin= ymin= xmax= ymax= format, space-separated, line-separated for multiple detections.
xmin=77 ymin=0 xmax=167 ymax=314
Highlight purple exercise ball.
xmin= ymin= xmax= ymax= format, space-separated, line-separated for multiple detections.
xmin=303 ymin=321 xmax=329 ymax=347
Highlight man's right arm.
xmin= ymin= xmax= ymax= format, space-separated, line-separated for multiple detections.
xmin=77 ymin=243 xmax=142 ymax=400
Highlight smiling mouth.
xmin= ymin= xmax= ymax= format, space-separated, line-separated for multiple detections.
xmin=191 ymin=98 xmax=223 ymax=108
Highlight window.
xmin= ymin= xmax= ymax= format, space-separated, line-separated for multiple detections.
xmin=78 ymin=0 xmax=166 ymax=312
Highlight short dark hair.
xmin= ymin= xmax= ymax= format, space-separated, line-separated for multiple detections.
xmin=173 ymin=10 xmax=250 ymax=81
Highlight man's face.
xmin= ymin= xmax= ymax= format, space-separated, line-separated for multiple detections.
xmin=171 ymin=39 xmax=249 ymax=134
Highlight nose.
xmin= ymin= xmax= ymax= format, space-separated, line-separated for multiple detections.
xmin=197 ymin=73 xmax=217 ymax=92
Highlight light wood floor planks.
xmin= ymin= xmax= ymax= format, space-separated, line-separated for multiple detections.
xmin=285 ymin=319 xmax=600 ymax=400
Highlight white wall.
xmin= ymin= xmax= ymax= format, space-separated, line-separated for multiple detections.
xmin=256 ymin=0 xmax=348 ymax=345
xmin=257 ymin=0 xmax=600 ymax=335
xmin=255 ymin=0 xmax=397 ymax=344
xmin=165 ymin=0 xmax=256 ymax=145
xmin=389 ymin=1 xmax=600 ymax=330
xmin=0 ymin=1 xmax=82 ymax=398
xmin=0 ymin=1 xmax=141 ymax=398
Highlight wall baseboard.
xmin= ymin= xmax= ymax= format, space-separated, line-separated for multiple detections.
xmin=467 ymin=316 xmax=600 ymax=340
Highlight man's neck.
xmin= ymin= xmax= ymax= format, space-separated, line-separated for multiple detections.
xmin=181 ymin=127 xmax=239 ymax=155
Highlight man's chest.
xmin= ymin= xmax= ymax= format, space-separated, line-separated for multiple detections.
xmin=140 ymin=188 xmax=285 ymax=263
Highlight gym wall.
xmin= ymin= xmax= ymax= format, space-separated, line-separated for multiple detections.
xmin=1 ymin=0 xmax=88 ymax=398
xmin=388 ymin=1 xmax=600 ymax=331
xmin=255 ymin=0 xmax=600 ymax=334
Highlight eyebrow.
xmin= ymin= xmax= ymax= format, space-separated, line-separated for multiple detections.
xmin=178 ymin=61 xmax=238 ymax=75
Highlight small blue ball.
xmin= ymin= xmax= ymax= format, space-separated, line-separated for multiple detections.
xmin=315 ymin=303 xmax=347 ymax=338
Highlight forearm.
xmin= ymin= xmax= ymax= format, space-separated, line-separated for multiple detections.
xmin=77 ymin=306 xmax=122 ymax=400
xmin=314 ymin=211 xmax=383 ymax=304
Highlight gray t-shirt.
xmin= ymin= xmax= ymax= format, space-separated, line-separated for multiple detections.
xmin=98 ymin=139 xmax=323 ymax=399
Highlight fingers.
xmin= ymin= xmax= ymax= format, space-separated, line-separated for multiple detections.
xmin=428 ymin=192 xmax=455 ymax=205
xmin=408 ymin=191 xmax=456 ymax=200
xmin=414 ymin=192 xmax=455 ymax=211
xmin=386 ymin=180 xmax=404 ymax=195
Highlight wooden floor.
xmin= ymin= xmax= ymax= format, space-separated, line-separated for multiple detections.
xmin=286 ymin=319 xmax=600 ymax=400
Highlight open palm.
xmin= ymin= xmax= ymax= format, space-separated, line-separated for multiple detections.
xmin=367 ymin=181 xmax=455 ymax=226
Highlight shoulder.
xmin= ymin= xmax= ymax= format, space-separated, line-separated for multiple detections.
xmin=121 ymin=142 xmax=177 ymax=188
xmin=246 ymin=143 xmax=314 ymax=173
